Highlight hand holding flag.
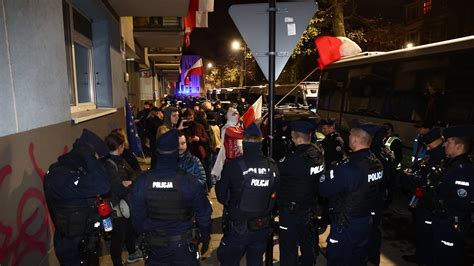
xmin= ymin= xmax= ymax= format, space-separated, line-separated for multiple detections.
xmin=125 ymin=98 xmax=144 ymax=156
xmin=241 ymin=96 xmax=263 ymax=128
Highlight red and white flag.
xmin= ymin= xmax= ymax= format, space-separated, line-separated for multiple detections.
xmin=241 ymin=96 xmax=263 ymax=128
xmin=314 ymin=36 xmax=362 ymax=70
xmin=184 ymin=26 xmax=193 ymax=47
xmin=199 ymin=0 xmax=214 ymax=12
xmin=196 ymin=11 xmax=208 ymax=28
xmin=183 ymin=59 xmax=203 ymax=85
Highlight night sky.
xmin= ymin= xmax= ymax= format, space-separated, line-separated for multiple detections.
xmin=186 ymin=0 xmax=404 ymax=64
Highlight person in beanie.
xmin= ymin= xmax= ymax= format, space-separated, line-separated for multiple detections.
xmin=44 ymin=129 xmax=111 ymax=265
xmin=216 ymin=122 xmax=280 ymax=266
xmin=130 ymin=129 xmax=212 ymax=264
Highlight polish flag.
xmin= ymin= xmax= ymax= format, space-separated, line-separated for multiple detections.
xmin=183 ymin=59 xmax=203 ymax=85
xmin=241 ymin=96 xmax=263 ymax=128
xmin=314 ymin=36 xmax=362 ymax=70
xmin=196 ymin=11 xmax=208 ymax=28
xmin=199 ymin=0 xmax=214 ymax=12
xmin=184 ymin=26 xmax=192 ymax=47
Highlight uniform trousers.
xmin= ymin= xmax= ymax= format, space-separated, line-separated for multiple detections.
xmin=368 ymin=209 xmax=383 ymax=265
xmin=279 ymin=208 xmax=318 ymax=266
xmin=432 ymin=217 xmax=470 ymax=266
xmin=327 ymin=216 xmax=371 ymax=266
xmin=54 ymin=230 xmax=99 ymax=266
xmin=217 ymin=224 xmax=272 ymax=266
xmin=413 ymin=207 xmax=434 ymax=265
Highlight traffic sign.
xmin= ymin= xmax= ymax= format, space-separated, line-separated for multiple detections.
xmin=229 ymin=1 xmax=318 ymax=81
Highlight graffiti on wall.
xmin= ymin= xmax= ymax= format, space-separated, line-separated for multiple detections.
xmin=0 ymin=143 xmax=67 ymax=265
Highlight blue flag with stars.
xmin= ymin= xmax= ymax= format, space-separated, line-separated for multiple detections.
xmin=125 ymin=98 xmax=144 ymax=155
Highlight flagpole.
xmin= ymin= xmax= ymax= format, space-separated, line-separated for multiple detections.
xmin=274 ymin=67 xmax=319 ymax=107
xmin=260 ymin=66 xmax=319 ymax=120
xmin=265 ymin=1 xmax=276 ymax=265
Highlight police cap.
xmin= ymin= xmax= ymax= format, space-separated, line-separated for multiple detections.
xmin=156 ymin=129 xmax=179 ymax=154
xmin=290 ymin=120 xmax=315 ymax=134
xmin=352 ymin=123 xmax=380 ymax=136
xmin=244 ymin=123 xmax=262 ymax=137
xmin=320 ymin=118 xmax=336 ymax=126
xmin=443 ymin=125 xmax=474 ymax=139
xmin=80 ymin=129 xmax=109 ymax=157
xmin=421 ymin=128 xmax=442 ymax=144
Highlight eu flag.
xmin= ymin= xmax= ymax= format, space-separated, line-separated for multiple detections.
xmin=125 ymin=98 xmax=144 ymax=155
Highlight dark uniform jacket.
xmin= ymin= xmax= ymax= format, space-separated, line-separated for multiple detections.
xmin=45 ymin=140 xmax=111 ymax=206
xmin=321 ymin=131 xmax=345 ymax=167
xmin=44 ymin=140 xmax=111 ymax=236
xmin=130 ymin=153 xmax=212 ymax=239
xmin=216 ymin=142 xmax=280 ymax=222
xmin=277 ymin=144 xmax=325 ymax=210
xmin=319 ymin=149 xmax=384 ymax=219
xmin=434 ymin=154 xmax=473 ymax=224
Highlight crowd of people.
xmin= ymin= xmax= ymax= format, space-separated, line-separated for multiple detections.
xmin=43 ymin=95 xmax=473 ymax=266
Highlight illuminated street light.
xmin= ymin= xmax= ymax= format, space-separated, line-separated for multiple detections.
xmin=231 ymin=40 xmax=241 ymax=51
xmin=207 ymin=62 xmax=213 ymax=69
xmin=406 ymin=42 xmax=414 ymax=48
xmin=230 ymin=40 xmax=247 ymax=87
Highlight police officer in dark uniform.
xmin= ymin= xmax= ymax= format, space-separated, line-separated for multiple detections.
xmin=431 ymin=126 xmax=474 ymax=266
xmin=320 ymin=118 xmax=346 ymax=167
xmin=319 ymin=123 xmax=384 ymax=265
xmin=44 ymin=129 xmax=111 ymax=265
xmin=401 ymin=128 xmax=445 ymax=265
xmin=318 ymin=118 xmax=345 ymax=239
xmin=216 ymin=123 xmax=280 ymax=266
xmin=130 ymin=129 xmax=212 ymax=265
xmin=367 ymin=125 xmax=394 ymax=265
xmin=277 ymin=120 xmax=324 ymax=266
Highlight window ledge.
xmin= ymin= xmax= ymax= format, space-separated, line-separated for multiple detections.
xmin=71 ymin=108 xmax=117 ymax=124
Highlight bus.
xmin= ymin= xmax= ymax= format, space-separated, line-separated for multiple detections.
xmin=317 ymin=35 xmax=474 ymax=147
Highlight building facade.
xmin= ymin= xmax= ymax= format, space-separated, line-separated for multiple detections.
xmin=0 ymin=0 xmax=207 ymax=264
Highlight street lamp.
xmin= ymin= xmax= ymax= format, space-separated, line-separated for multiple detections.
xmin=231 ymin=40 xmax=241 ymax=51
xmin=231 ymin=39 xmax=247 ymax=87
xmin=207 ymin=62 xmax=213 ymax=69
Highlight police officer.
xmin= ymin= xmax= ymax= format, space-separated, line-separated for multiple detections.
xmin=382 ymin=122 xmax=403 ymax=171
xmin=216 ymin=123 xmax=279 ymax=266
xmin=367 ymin=125 xmax=394 ymax=265
xmin=431 ymin=126 xmax=474 ymax=265
xmin=320 ymin=118 xmax=346 ymax=167
xmin=277 ymin=120 xmax=324 ymax=266
xmin=44 ymin=129 xmax=111 ymax=265
xmin=412 ymin=121 xmax=432 ymax=163
xmin=401 ymin=128 xmax=445 ymax=265
xmin=130 ymin=129 xmax=212 ymax=265
xmin=319 ymin=123 xmax=384 ymax=265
